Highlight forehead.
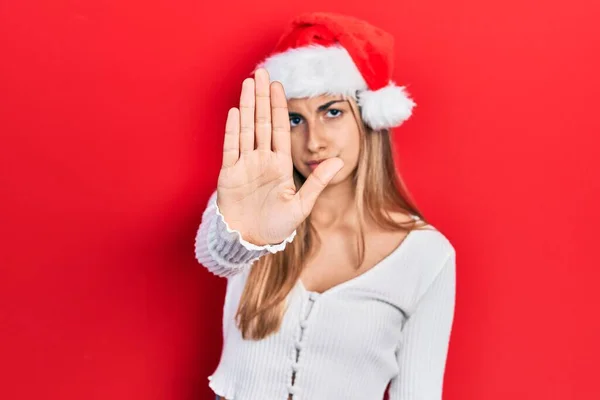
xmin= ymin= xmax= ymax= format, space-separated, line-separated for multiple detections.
xmin=287 ymin=94 xmax=346 ymax=110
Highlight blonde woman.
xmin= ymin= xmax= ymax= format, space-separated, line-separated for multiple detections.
xmin=195 ymin=12 xmax=456 ymax=400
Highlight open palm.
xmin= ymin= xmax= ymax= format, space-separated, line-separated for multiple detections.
xmin=216 ymin=68 xmax=344 ymax=246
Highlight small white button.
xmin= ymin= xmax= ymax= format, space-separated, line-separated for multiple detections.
xmin=287 ymin=384 xmax=297 ymax=395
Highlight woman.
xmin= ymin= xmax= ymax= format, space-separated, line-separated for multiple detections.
xmin=195 ymin=12 xmax=456 ymax=400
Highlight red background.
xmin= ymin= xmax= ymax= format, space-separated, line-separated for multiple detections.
xmin=1 ymin=0 xmax=599 ymax=399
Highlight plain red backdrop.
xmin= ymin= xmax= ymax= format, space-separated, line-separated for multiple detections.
xmin=1 ymin=0 xmax=599 ymax=399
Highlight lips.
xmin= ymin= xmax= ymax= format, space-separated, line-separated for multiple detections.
xmin=306 ymin=158 xmax=326 ymax=166
xmin=306 ymin=159 xmax=326 ymax=171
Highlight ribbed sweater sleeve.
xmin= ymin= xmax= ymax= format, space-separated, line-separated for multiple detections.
xmin=388 ymin=249 xmax=456 ymax=400
xmin=194 ymin=189 xmax=297 ymax=277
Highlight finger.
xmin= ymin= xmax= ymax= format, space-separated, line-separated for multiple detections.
xmin=295 ymin=158 xmax=345 ymax=217
xmin=254 ymin=68 xmax=272 ymax=151
xmin=222 ymin=107 xmax=240 ymax=169
xmin=239 ymin=78 xmax=255 ymax=154
xmin=270 ymin=81 xmax=291 ymax=155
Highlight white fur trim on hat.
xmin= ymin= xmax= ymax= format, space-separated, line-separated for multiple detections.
xmin=358 ymin=82 xmax=416 ymax=130
xmin=255 ymin=44 xmax=415 ymax=129
xmin=256 ymin=44 xmax=367 ymax=99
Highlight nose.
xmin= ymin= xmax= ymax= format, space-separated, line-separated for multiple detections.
xmin=306 ymin=120 xmax=328 ymax=153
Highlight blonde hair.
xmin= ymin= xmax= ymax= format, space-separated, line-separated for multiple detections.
xmin=235 ymin=97 xmax=428 ymax=340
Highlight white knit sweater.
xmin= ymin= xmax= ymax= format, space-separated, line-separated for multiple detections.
xmin=194 ymin=190 xmax=456 ymax=400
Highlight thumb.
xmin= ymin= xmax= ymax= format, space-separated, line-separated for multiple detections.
xmin=295 ymin=157 xmax=345 ymax=217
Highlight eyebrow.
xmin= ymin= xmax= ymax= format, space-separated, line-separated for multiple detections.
xmin=317 ymin=99 xmax=346 ymax=111
xmin=289 ymin=100 xmax=346 ymax=117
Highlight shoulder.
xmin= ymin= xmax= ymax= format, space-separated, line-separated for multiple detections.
xmin=373 ymin=212 xmax=455 ymax=313
xmin=391 ymin=212 xmax=455 ymax=289
xmin=413 ymin=222 xmax=455 ymax=261
xmin=388 ymin=211 xmax=455 ymax=260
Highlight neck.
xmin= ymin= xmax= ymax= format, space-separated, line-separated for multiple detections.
xmin=309 ymin=176 xmax=357 ymax=231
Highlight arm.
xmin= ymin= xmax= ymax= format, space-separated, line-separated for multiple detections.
xmin=388 ymin=250 xmax=456 ymax=400
xmin=194 ymin=189 xmax=297 ymax=277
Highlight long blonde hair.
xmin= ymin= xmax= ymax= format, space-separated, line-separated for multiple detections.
xmin=235 ymin=97 xmax=428 ymax=340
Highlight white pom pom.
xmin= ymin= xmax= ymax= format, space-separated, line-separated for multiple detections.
xmin=358 ymin=82 xmax=416 ymax=130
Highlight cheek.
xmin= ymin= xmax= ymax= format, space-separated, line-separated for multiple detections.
xmin=338 ymin=125 xmax=360 ymax=160
xmin=290 ymin=133 xmax=302 ymax=148
xmin=348 ymin=136 xmax=361 ymax=161
xmin=290 ymin=135 xmax=305 ymax=167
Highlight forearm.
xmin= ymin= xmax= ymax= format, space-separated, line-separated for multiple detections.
xmin=194 ymin=190 xmax=296 ymax=277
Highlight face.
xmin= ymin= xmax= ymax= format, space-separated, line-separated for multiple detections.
xmin=287 ymin=94 xmax=361 ymax=184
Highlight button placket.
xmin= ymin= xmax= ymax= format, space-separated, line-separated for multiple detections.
xmin=288 ymin=291 xmax=320 ymax=399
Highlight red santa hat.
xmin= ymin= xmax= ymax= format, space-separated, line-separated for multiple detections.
xmin=254 ymin=12 xmax=416 ymax=130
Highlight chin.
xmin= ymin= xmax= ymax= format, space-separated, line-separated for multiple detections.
xmin=326 ymin=167 xmax=351 ymax=186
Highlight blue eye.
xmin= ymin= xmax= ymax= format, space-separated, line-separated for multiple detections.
xmin=327 ymin=109 xmax=342 ymax=118
xmin=289 ymin=116 xmax=302 ymax=127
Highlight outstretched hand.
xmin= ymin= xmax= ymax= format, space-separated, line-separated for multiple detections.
xmin=216 ymin=68 xmax=344 ymax=246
